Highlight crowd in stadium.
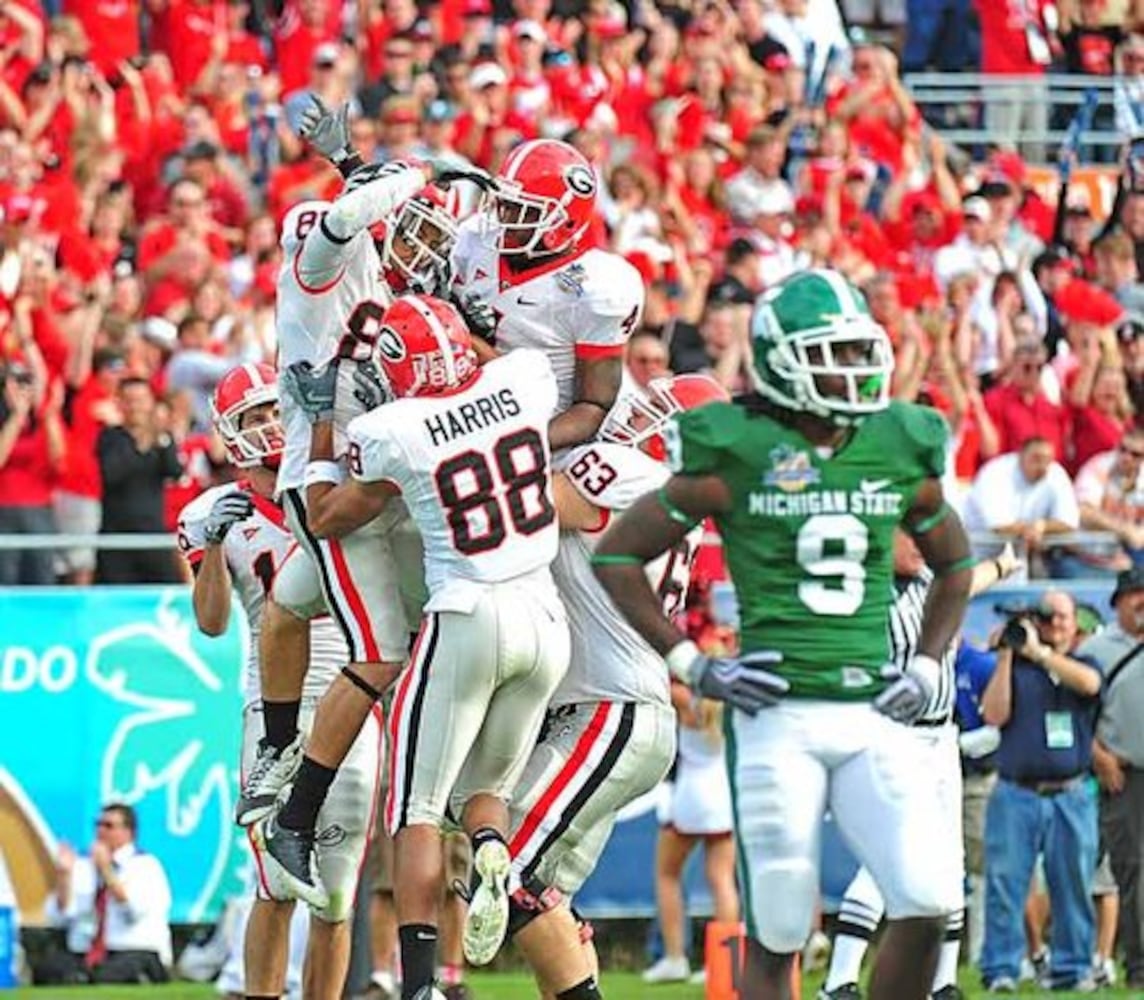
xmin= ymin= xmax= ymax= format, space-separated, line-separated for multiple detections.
xmin=0 ymin=0 xmax=1141 ymax=998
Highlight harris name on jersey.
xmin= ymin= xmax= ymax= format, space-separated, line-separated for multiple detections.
xmin=423 ymin=386 xmax=522 ymax=447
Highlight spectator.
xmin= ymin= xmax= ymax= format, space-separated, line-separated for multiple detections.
xmin=1094 ymin=231 xmax=1144 ymax=316
xmin=1087 ymin=566 xmax=1144 ymax=990
xmin=980 ymin=590 xmax=1102 ymax=992
xmin=708 ymin=237 xmax=761 ymax=308
xmin=164 ymin=314 xmax=233 ymax=430
xmin=1119 ymin=316 xmax=1144 ymax=414
xmin=723 ymin=125 xmax=790 ymax=227
xmin=963 ymin=437 xmax=1080 ymax=568
xmin=1075 ymin=425 xmax=1144 ymax=571
xmin=900 ymin=0 xmax=974 ymax=72
xmin=0 ymin=353 xmax=64 ymax=585
xmin=1068 ymin=363 xmax=1134 ymax=473
xmin=96 ymin=377 xmax=182 ymax=584
xmin=625 ymin=332 xmax=671 ymax=389
xmin=54 ymin=346 xmax=127 ymax=586
xmin=38 ymin=803 xmax=172 ymax=985
xmin=984 ymin=337 xmax=1069 ymax=459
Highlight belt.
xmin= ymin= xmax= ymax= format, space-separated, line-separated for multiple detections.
xmin=1009 ymin=775 xmax=1085 ymax=796
xmin=913 ymin=716 xmax=953 ymax=729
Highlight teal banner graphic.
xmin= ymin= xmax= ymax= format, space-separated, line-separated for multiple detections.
xmin=0 ymin=587 xmax=248 ymax=924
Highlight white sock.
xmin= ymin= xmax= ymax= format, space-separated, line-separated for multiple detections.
xmin=933 ymin=937 xmax=961 ymax=991
xmin=824 ymin=933 xmax=869 ymax=990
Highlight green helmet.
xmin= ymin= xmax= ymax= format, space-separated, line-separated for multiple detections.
xmin=749 ymin=268 xmax=894 ymax=425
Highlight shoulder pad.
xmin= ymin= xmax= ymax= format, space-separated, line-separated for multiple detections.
xmin=577 ymin=252 xmax=645 ymax=318
xmin=887 ymin=401 xmax=950 ymax=479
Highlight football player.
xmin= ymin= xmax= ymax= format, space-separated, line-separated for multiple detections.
xmin=593 ymin=268 xmax=974 ymax=1000
xmin=177 ymin=364 xmax=382 ymax=1000
xmin=451 ymin=138 xmax=644 ymax=452
xmin=265 ymin=295 xmax=570 ymax=1000
xmin=503 ymin=374 xmax=730 ymax=1000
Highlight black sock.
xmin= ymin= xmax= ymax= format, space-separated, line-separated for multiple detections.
xmin=470 ymin=825 xmax=505 ymax=852
xmin=262 ymin=699 xmax=300 ymax=750
xmin=556 ymin=977 xmax=603 ymax=999
xmin=277 ymin=756 xmax=336 ymax=831
xmin=398 ymin=923 xmax=438 ymax=999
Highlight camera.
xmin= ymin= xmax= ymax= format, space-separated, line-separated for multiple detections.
xmin=994 ymin=602 xmax=1052 ymax=651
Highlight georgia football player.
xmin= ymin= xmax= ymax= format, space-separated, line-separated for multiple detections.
xmin=502 ymin=375 xmax=729 ymax=1000
xmin=177 ymin=364 xmax=382 ymax=1000
xmin=450 ymin=138 xmax=644 ymax=453
xmin=263 ymin=295 xmax=571 ymax=1000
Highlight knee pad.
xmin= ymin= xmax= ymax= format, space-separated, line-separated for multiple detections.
xmin=507 ymin=876 xmax=565 ymax=938
xmin=751 ymin=860 xmax=818 ymax=954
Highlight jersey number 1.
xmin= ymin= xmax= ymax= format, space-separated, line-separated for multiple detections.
xmin=434 ymin=428 xmax=555 ymax=555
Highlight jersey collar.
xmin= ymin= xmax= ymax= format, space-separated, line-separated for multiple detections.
xmin=498 ymin=244 xmax=589 ymax=291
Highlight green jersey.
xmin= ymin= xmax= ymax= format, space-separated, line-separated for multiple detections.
xmin=669 ymin=399 xmax=948 ymax=700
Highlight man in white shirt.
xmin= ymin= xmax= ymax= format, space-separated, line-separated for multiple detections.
xmin=963 ymin=437 xmax=1080 ymax=565
xmin=37 ymin=804 xmax=172 ymax=985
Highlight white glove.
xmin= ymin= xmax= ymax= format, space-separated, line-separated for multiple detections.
xmin=203 ymin=492 xmax=254 ymax=545
xmin=959 ymin=725 xmax=1001 ymax=759
xmin=874 ymin=654 xmax=940 ymax=725
xmin=299 ymin=94 xmax=351 ymax=162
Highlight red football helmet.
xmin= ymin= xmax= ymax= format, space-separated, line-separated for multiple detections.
xmin=382 ymin=183 xmax=461 ymax=292
xmin=601 ymin=373 xmax=730 ymax=460
xmin=488 ymin=139 xmax=597 ymax=258
xmin=375 ymin=295 xmax=478 ymax=398
xmin=212 ymin=362 xmax=285 ymax=468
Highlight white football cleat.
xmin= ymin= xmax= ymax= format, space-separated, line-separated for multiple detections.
xmin=235 ymin=734 xmax=304 ymax=826
xmin=462 ymin=839 xmax=511 ymax=966
xmin=642 ymin=955 xmax=691 ymax=983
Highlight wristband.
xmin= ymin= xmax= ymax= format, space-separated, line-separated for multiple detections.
xmin=304 ymin=460 xmax=345 ymax=487
xmin=665 ymin=639 xmax=700 ymax=684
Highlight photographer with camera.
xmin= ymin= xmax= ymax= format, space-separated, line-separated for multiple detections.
xmin=978 ymin=590 xmax=1103 ymax=992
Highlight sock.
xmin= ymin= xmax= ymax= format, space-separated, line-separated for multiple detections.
xmin=438 ymin=963 xmax=463 ymax=986
xmin=823 ymin=933 xmax=870 ymax=990
xmin=277 ymin=756 xmax=336 ymax=831
xmin=471 ymin=825 xmax=505 ymax=852
xmin=556 ymin=976 xmax=603 ymax=999
xmin=932 ymin=909 xmax=964 ymax=991
xmin=262 ymin=698 xmax=300 ymax=750
xmin=399 ymin=923 xmax=438 ymax=1000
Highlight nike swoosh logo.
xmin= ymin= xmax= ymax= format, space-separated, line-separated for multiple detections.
xmin=516 ymin=296 xmax=539 ymax=306
xmin=859 ymin=478 xmax=892 ymax=493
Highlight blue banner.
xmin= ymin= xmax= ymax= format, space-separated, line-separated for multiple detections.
xmin=0 ymin=587 xmax=248 ymax=925
xmin=0 ymin=581 xmax=1117 ymax=924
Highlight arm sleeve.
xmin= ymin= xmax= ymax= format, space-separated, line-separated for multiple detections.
xmin=120 ymin=856 xmax=171 ymax=923
xmin=297 ymin=164 xmax=425 ymax=289
xmin=158 ymin=438 xmax=183 ymax=481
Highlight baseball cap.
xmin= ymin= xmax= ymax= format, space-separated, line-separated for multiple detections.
xmin=962 ymin=196 xmax=991 ymax=222
xmin=513 ymin=19 xmax=547 ymax=43
xmin=469 ymin=62 xmax=508 ymax=89
xmin=313 ymin=42 xmax=339 ymax=68
xmin=140 ymin=316 xmax=178 ymax=351
xmin=423 ymin=99 xmax=456 ymax=123
xmin=1111 ymin=565 xmax=1144 ymax=606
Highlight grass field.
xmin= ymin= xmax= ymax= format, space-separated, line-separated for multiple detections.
xmin=4 ymin=970 xmax=1141 ymax=999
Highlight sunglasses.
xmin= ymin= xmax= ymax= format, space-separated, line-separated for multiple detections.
xmin=95 ymin=819 xmax=119 ymax=830
xmin=386 ymin=48 xmax=414 ymax=58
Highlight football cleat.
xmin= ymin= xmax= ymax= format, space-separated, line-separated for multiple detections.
xmin=462 ymin=838 xmax=512 ymax=966
xmin=930 ymin=987 xmax=963 ymax=1000
xmin=252 ymin=811 xmax=330 ymax=910
xmin=235 ymin=735 xmax=305 ymax=826
xmin=817 ymin=984 xmax=862 ymax=1000
xmin=642 ymin=955 xmax=691 ymax=983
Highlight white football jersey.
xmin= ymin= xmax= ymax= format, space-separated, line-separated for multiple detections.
xmin=275 ymin=166 xmax=425 ymax=494
xmin=347 ymin=349 xmax=560 ymax=613
xmin=550 ymin=442 xmax=701 ymax=708
xmin=450 ymin=218 xmax=644 ymax=413
xmin=177 ymin=483 xmax=346 ymax=706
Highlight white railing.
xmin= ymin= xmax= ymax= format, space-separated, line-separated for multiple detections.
xmin=0 ymin=533 xmax=176 ymax=550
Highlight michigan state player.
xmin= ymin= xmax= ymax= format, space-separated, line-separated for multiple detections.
xmin=593 ymin=269 xmax=974 ymax=1000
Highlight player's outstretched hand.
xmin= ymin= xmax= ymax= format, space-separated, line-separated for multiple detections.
xmin=203 ymin=491 xmax=254 ymax=545
xmin=350 ymin=359 xmax=388 ymax=410
xmin=281 ymin=360 xmax=339 ymax=424
xmin=299 ymin=94 xmax=351 ymax=160
xmin=873 ymin=654 xmax=939 ymax=724
xmin=691 ymin=650 xmax=789 ymax=716
xmin=451 ymin=290 xmax=498 ymax=344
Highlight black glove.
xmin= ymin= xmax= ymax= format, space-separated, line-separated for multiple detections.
xmin=350 ymin=360 xmax=389 ymax=411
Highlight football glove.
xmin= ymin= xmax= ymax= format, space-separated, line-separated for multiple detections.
xmin=203 ymin=491 xmax=254 ymax=545
xmin=668 ymin=642 xmax=789 ymax=716
xmin=281 ymin=360 xmax=339 ymax=424
xmin=350 ymin=359 xmax=389 ymax=411
xmin=451 ymin=289 xmax=498 ymax=345
xmin=874 ymin=654 xmax=940 ymax=724
xmin=299 ymin=94 xmax=352 ymax=162
xmin=433 ymin=164 xmax=498 ymax=193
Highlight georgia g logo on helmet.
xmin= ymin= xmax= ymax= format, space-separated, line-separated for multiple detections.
xmin=564 ymin=164 xmax=596 ymax=198
xmin=376 ymin=326 xmax=407 ymax=362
